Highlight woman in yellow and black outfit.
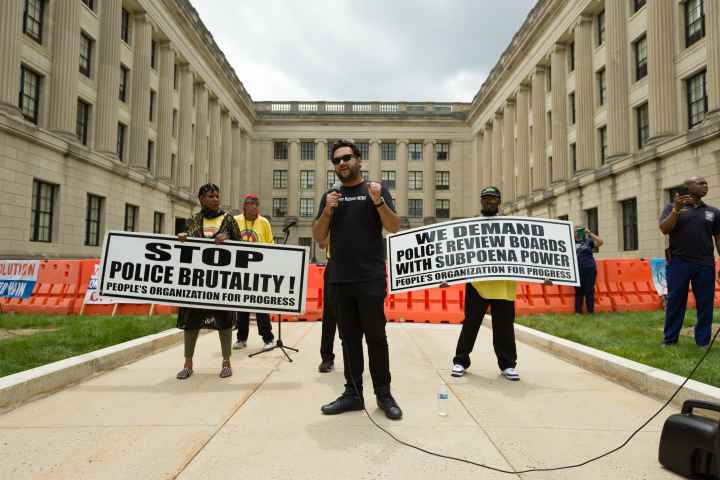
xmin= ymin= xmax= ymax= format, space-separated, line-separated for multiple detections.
xmin=176 ymin=183 xmax=241 ymax=380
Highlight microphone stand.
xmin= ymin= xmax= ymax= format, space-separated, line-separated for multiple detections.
xmin=249 ymin=224 xmax=299 ymax=362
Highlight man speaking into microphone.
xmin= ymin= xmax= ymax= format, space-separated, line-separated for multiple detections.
xmin=312 ymin=139 xmax=403 ymax=420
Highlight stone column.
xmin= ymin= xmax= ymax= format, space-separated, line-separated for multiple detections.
xmin=220 ymin=111 xmax=232 ymax=205
xmin=231 ymin=123 xmax=243 ymax=205
xmin=155 ymin=42 xmax=174 ymax=181
xmin=177 ymin=65 xmax=193 ymax=190
xmin=369 ymin=139 xmax=381 ymax=181
xmin=288 ymin=139 xmax=300 ymax=217
xmin=551 ymin=45 xmax=569 ymax=181
xmin=606 ymin=0 xmax=630 ymax=156
xmin=208 ymin=98 xmax=221 ymax=185
xmin=532 ymin=67 xmax=548 ymax=189
xmin=706 ymin=0 xmax=720 ymax=113
xmin=575 ymin=15 xmax=595 ymax=170
xmin=503 ymin=100 xmax=516 ymax=200
xmin=48 ymin=0 xmax=82 ymax=137
xmin=193 ymin=82 xmax=209 ymax=186
xmin=516 ymin=86 xmax=530 ymax=197
xmin=396 ymin=139 xmax=409 ymax=218
xmin=423 ymin=140 xmax=436 ymax=221
xmin=648 ymin=0 xmax=677 ymax=137
xmin=95 ymin=0 xmax=122 ymax=153
xmin=0 ymin=0 xmax=23 ymax=117
xmin=472 ymin=133 xmax=482 ymax=214
xmin=129 ymin=14 xmax=151 ymax=170
xmin=492 ymin=112 xmax=504 ymax=188
xmin=315 ymin=139 xmax=327 ymax=201
xmin=481 ymin=123 xmax=493 ymax=188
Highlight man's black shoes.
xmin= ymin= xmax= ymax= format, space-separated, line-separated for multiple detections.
xmin=377 ymin=394 xmax=403 ymax=420
xmin=318 ymin=360 xmax=334 ymax=373
xmin=321 ymin=393 xmax=364 ymax=415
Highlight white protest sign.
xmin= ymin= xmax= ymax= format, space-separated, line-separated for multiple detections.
xmin=387 ymin=216 xmax=579 ymax=293
xmin=84 ymin=263 xmax=144 ymax=305
xmin=98 ymin=232 xmax=309 ymax=313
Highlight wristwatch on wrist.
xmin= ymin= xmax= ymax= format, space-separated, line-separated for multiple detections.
xmin=374 ymin=197 xmax=385 ymax=208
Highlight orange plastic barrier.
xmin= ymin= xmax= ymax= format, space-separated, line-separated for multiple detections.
xmin=0 ymin=260 xmax=82 ymax=315
xmin=604 ymin=259 xmax=662 ymax=312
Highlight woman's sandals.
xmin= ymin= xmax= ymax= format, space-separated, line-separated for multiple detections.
xmin=219 ymin=363 xmax=232 ymax=378
xmin=176 ymin=367 xmax=193 ymax=380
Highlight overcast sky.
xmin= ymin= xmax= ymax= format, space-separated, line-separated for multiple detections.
xmin=188 ymin=0 xmax=537 ymax=102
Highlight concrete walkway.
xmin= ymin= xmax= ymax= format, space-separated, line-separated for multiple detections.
xmin=0 ymin=323 xmax=681 ymax=479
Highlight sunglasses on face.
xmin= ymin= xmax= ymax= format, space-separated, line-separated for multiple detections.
xmin=331 ymin=154 xmax=354 ymax=165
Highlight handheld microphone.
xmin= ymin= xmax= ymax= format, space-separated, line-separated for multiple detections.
xmin=330 ymin=181 xmax=342 ymax=194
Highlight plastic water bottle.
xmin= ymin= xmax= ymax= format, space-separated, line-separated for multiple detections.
xmin=437 ymin=382 xmax=449 ymax=416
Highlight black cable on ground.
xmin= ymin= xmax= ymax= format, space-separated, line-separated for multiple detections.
xmin=341 ymin=325 xmax=719 ymax=474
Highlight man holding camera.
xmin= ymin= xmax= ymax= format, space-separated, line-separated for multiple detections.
xmin=660 ymin=177 xmax=720 ymax=348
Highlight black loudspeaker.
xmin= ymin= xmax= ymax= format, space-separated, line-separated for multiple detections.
xmin=659 ymin=400 xmax=720 ymax=478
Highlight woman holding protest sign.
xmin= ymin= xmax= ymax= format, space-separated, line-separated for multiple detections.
xmin=574 ymin=225 xmax=603 ymax=314
xmin=176 ymin=183 xmax=241 ymax=380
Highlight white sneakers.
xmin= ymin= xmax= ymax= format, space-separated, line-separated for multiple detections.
xmin=451 ymin=364 xmax=520 ymax=381
xmin=501 ymin=367 xmax=520 ymax=381
xmin=232 ymin=341 xmax=247 ymax=350
xmin=263 ymin=341 xmax=274 ymax=351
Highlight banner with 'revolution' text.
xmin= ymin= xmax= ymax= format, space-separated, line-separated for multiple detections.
xmin=98 ymin=232 xmax=309 ymax=313
xmin=386 ymin=216 xmax=579 ymax=293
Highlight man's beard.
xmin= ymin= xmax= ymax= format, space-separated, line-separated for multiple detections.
xmin=481 ymin=207 xmax=499 ymax=216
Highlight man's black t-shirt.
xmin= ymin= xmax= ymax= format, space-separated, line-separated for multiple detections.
xmin=660 ymin=201 xmax=720 ymax=265
xmin=316 ymin=181 xmax=395 ymax=284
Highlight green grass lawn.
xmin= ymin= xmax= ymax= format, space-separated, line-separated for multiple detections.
xmin=0 ymin=314 xmax=176 ymax=378
xmin=516 ymin=310 xmax=720 ymax=388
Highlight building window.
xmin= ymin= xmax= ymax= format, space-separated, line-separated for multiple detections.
xmin=685 ymin=0 xmax=705 ymax=47
xmin=150 ymin=40 xmax=157 ymax=69
xmin=153 ymin=211 xmax=164 ymax=234
xmin=149 ymin=90 xmax=156 ymax=121
xmin=173 ymin=63 xmax=178 ymax=90
xmin=381 ymin=142 xmax=396 ymax=161
xmin=636 ymin=103 xmax=649 ymax=149
xmin=76 ymin=99 xmax=90 ymax=146
xmin=79 ymin=32 xmax=93 ymax=78
xmin=23 ymin=0 xmax=44 ymax=44
xmin=30 ymin=179 xmax=56 ymax=242
xmin=408 ymin=171 xmax=423 ymax=190
xmin=687 ymin=70 xmax=708 ymax=128
xmin=568 ymin=42 xmax=575 ymax=72
xmin=298 ymin=237 xmax=312 ymax=248
xmin=300 ymin=198 xmax=314 ymax=218
xmin=117 ymin=123 xmax=127 ymax=161
xmin=124 ymin=204 xmax=138 ymax=232
xmin=381 ymin=170 xmax=396 ymax=189
xmin=558 ymin=215 xmax=569 ymax=221
xmin=585 ymin=207 xmax=599 ymax=235
xmin=633 ymin=0 xmax=646 ymax=13
xmin=597 ymin=68 xmax=607 ymax=106
xmin=634 ymin=34 xmax=647 ymax=81
xmin=171 ymin=154 xmax=176 ymax=180
xmin=435 ymin=171 xmax=450 ymax=190
xmin=436 ymin=199 xmax=450 ymax=219
xmin=599 ymin=126 xmax=608 ymax=164
xmin=300 ymin=141 xmax=315 ymax=160
xmin=272 ymin=198 xmax=288 ymax=217
xmin=435 ymin=143 xmax=449 ymax=161
xmin=119 ymin=65 xmax=129 ymax=102
xmin=147 ymin=140 xmax=154 ymax=170
xmin=274 ymin=141 xmax=288 ymax=160
xmin=85 ymin=194 xmax=103 ymax=246
xmin=621 ymin=198 xmax=638 ymax=251
xmin=361 ymin=170 xmax=369 ymax=182
xmin=81 ymin=0 xmax=95 ymax=11
xmin=408 ymin=199 xmax=423 ymax=218
xmin=570 ymin=143 xmax=577 ymax=173
xmin=357 ymin=142 xmax=369 ymax=160
xmin=121 ymin=8 xmax=130 ymax=44
xmin=326 ymin=170 xmax=336 ymax=189
xmin=172 ymin=109 xmax=178 ymax=137
xmin=272 ymin=170 xmax=288 ymax=189
xmin=596 ymin=10 xmax=605 ymax=46
xmin=408 ymin=142 xmax=423 ymax=161
xmin=326 ymin=140 xmax=335 ymax=161
xmin=300 ymin=170 xmax=315 ymax=190
xmin=19 ymin=65 xmax=41 ymax=124
xmin=569 ymin=92 xmax=576 ymax=125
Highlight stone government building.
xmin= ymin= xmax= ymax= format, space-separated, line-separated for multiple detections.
xmin=0 ymin=0 xmax=718 ymax=262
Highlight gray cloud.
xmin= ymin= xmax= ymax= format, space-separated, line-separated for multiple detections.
xmin=188 ymin=0 xmax=537 ymax=102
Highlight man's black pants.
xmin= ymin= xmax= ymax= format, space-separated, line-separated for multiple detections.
xmin=453 ymin=283 xmax=517 ymax=371
xmin=320 ymin=277 xmax=337 ymax=362
xmin=236 ymin=312 xmax=274 ymax=343
xmin=334 ymin=279 xmax=391 ymax=396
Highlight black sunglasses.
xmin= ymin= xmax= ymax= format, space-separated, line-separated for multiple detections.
xmin=331 ymin=154 xmax=355 ymax=165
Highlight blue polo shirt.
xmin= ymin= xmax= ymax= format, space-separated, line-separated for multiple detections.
xmin=660 ymin=201 xmax=720 ymax=266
